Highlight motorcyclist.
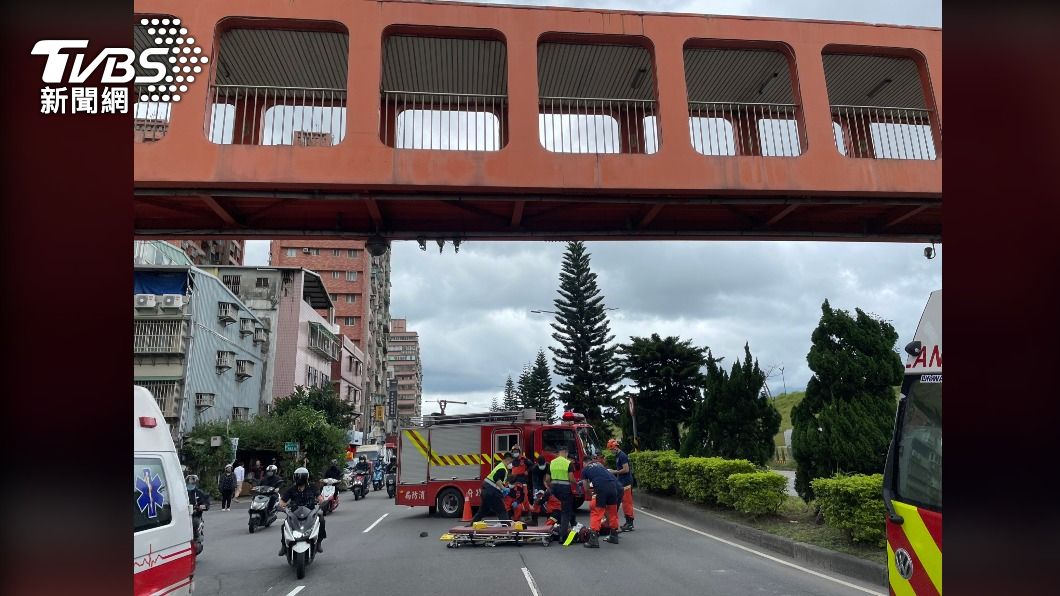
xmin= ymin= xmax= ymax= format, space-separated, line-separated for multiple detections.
xmin=353 ymin=455 xmax=370 ymax=474
xmin=324 ymin=459 xmax=343 ymax=481
xmin=278 ymin=467 xmax=326 ymax=555
xmin=186 ymin=474 xmax=211 ymax=512
xmin=258 ymin=464 xmax=283 ymax=510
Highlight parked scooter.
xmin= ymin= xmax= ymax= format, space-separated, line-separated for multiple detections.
xmin=248 ymin=485 xmax=279 ymax=533
xmin=351 ymin=471 xmax=369 ymax=500
xmin=385 ymin=469 xmax=396 ymax=498
xmin=280 ymin=505 xmax=322 ymax=580
xmin=340 ymin=468 xmax=353 ymax=492
xmin=372 ymin=465 xmax=384 ymax=491
xmin=320 ymin=478 xmax=340 ymax=515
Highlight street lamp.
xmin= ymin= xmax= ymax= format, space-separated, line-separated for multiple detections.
xmin=530 ymin=308 xmax=619 ymax=315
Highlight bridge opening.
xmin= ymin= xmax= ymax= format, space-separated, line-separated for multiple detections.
xmin=204 ymin=21 xmax=350 ymax=147
xmin=537 ymin=37 xmax=659 ymax=154
xmin=380 ymin=30 xmax=508 ymax=151
xmin=683 ymin=43 xmax=804 ymax=157
xmin=822 ymin=50 xmax=939 ymax=160
xmin=133 ymin=14 xmax=181 ymax=143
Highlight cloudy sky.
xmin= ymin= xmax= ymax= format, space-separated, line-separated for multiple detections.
xmin=245 ymin=0 xmax=942 ymax=416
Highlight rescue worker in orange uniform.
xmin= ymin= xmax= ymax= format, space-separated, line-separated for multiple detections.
xmin=507 ymin=445 xmax=531 ymax=521
xmin=607 ymin=439 xmax=635 ymax=532
xmin=580 ymin=461 xmax=620 ymax=547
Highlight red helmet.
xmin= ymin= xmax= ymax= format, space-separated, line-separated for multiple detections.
xmin=607 ymin=439 xmax=620 ymax=450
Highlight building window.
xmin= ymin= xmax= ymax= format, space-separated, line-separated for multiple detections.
xmin=255 ymin=277 xmax=270 ymax=288
xmin=321 ymin=373 xmax=330 ymax=387
xmin=345 ymin=294 xmax=356 ymax=304
xmin=348 ymin=249 xmax=360 ymax=258
xmin=221 ymin=274 xmax=240 ymax=293
xmin=333 ymin=249 xmax=341 ymax=256
xmin=346 ymin=271 xmax=358 ymax=282
xmin=332 ymin=271 xmax=341 ymax=279
xmin=232 ymin=407 xmax=250 ymax=421
xmin=330 ymin=294 xmax=338 ymax=303
xmin=306 ymin=366 xmax=319 ymax=387
xmin=285 ymin=248 xmax=297 ymax=257
xmin=303 ymin=248 xmax=320 ymax=255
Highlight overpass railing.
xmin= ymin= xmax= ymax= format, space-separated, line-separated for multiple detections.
xmin=830 ymin=105 xmax=936 ymax=160
xmin=381 ymin=90 xmax=508 ymax=151
xmin=687 ymin=101 xmax=801 ymax=157
xmin=539 ymin=96 xmax=659 ymax=154
xmin=205 ymin=84 xmax=348 ymax=146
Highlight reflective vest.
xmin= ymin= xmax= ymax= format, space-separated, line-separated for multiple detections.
xmin=550 ymin=456 xmax=571 ymax=484
xmin=484 ymin=462 xmax=508 ymax=490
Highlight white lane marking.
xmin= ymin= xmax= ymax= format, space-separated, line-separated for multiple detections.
xmin=635 ymin=508 xmax=886 ymax=596
xmin=363 ymin=512 xmax=389 ymax=533
xmin=285 ymin=587 xmax=305 ymax=596
xmin=521 ymin=567 xmax=541 ymax=596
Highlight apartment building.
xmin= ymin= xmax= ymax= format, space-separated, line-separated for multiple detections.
xmin=167 ymin=240 xmax=245 ymax=266
xmin=269 ymin=240 xmax=391 ymax=443
xmin=387 ymin=319 xmax=423 ymax=425
xmin=133 ymin=264 xmax=267 ymax=441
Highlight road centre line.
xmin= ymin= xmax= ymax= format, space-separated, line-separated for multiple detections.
xmin=521 ymin=567 xmax=541 ymax=596
xmin=363 ymin=513 xmax=389 ymax=533
xmin=634 ymin=508 xmax=886 ymax=596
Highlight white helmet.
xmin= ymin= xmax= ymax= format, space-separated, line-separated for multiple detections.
xmin=293 ymin=467 xmax=310 ymax=485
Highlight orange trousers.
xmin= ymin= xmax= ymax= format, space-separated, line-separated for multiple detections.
xmin=589 ymin=496 xmax=619 ymax=533
xmin=621 ymin=485 xmax=634 ymax=518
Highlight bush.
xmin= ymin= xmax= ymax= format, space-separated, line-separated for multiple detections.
xmin=811 ymin=473 xmax=886 ymax=547
xmin=628 ymin=450 xmax=680 ymax=493
xmin=706 ymin=458 xmax=758 ymax=506
xmin=726 ymin=472 xmax=787 ymax=517
xmin=603 ymin=450 xmax=617 ymax=469
xmin=675 ymin=457 xmax=721 ymax=503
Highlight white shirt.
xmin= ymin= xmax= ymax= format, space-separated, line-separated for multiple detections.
xmin=234 ymin=465 xmax=245 ymax=481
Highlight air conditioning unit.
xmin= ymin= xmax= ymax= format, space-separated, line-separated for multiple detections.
xmin=160 ymin=294 xmax=184 ymax=310
xmin=302 ymin=248 xmax=312 ymax=254
xmin=134 ymin=294 xmax=157 ymax=310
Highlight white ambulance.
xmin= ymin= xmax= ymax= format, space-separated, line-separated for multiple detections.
xmin=134 ymin=386 xmax=195 ymax=595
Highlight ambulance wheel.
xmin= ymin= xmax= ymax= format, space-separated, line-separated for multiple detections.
xmin=437 ymin=488 xmax=463 ymax=518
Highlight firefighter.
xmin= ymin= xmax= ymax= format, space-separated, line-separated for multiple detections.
xmin=580 ymin=461 xmax=620 ymax=547
xmin=545 ymin=444 xmax=575 ymax=541
xmin=507 ymin=445 xmax=530 ymax=520
xmin=607 ymin=438 xmax=635 ymax=532
xmin=469 ymin=452 xmax=513 ymax=524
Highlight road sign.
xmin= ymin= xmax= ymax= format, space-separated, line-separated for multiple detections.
xmin=284 ymin=441 xmax=299 ymax=452
xmin=374 ymin=405 xmax=385 ymax=419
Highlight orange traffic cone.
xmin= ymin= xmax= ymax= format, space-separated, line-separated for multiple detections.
xmin=461 ymin=491 xmax=473 ymax=522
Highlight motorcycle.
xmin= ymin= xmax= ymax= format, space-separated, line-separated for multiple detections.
xmin=320 ymin=478 xmax=340 ymax=515
xmin=188 ymin=494 xmax=207 ymax=555
xmin=385 ymin=469 xmax=396 ymax=499
xmin=280 ymin=505 xmax=322 ymax=580
xmin=340 ymin=468 xmax=353 ymax=492
xmin=372 ymin=466 xmax=384 ymax=491
xmin=351 ymin=471 xmax=369 ymax=500
xmin=248 ymin=485 xmax=279 ymax=533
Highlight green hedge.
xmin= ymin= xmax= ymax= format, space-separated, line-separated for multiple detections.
xmin=674 ymin=457 xmax=720 ymax=503
xmin=706 ymin=459 xmax=758 ymax=506
xmin=603 ymin=450 xmax=617 ymax=469
xmin=628 ymin=450 xmax=680 ymax=493
xmin=727 ymin=472 xmax=787 ymax=517
xmin=811 ymin=473 xmax=886 ymax=547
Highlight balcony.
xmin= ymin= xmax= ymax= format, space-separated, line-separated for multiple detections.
xmin=236 ymin=360 xmax=255 ymax=381
xmin=253 ymin=327 xmax=269 ymax=344
xmin=139 ymin=380 xmax=182 ymax=418
xmin=133 ymin=319 xmax=188 ymax=354
xmin=308 ymin=322 xmax=340 ymax=361
xmin=239 ymin=318 xmax=255 ymax=336
xmin=217 ymin=302 xmax=238 ymax=325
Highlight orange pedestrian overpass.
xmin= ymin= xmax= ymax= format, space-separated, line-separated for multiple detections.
xmin=132 ymin=0 xmax=940 ymax=242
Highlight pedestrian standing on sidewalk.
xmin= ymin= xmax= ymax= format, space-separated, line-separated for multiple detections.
xmin=607 ymin=439 xmax=636 ymax=532
xmin=233 ymin=461 xmax=245 ymax=503
xmin=219 ymin=465 xmax=237 ymax=511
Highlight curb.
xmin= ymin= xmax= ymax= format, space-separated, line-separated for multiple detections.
xmin=636 ymin=492 xmax=886 ymax=587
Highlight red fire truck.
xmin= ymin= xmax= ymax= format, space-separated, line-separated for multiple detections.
xmin=395 ymin=409 xmax=604 ymax=516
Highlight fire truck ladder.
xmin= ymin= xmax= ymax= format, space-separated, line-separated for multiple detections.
xmin=414 ymin=409 xmax=539 ymax=427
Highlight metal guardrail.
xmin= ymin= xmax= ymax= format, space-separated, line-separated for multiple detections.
xmin=830 ymin=105 xmax=936 ymax=160
xmin=382 ymin=90 xmax=508 ymax=151
xmin=539 ymin=96 xmax=658 ymax=154
xmin=206 ymin=84 xmax=347 ymax=146
xmin=688 ymin=101 xmax=801 ymax=157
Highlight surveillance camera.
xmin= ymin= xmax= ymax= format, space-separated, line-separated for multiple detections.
xmin=923 ymin=245 xmax=935 ymax=260
xmin=365 ymin=235 xmax=389 ymax=257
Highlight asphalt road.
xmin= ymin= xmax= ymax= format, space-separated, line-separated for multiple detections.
xmin=191 ymin=486 xmax=884 ymax=596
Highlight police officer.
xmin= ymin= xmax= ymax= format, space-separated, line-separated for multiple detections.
xmin=607 ymin=439 xmax=635 ymax=532
xmin=581 ymin=461 xmax=620 ymax=547
xmin=546 ymin=444 xmax=576 ymax=541
xmin=278 ymin=467 xmax=326 ymax=555
xmin=469 ymin=452 xmax=513 ymax=524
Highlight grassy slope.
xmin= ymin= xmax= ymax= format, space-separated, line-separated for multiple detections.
xmin=771 ymin=391 xmax=805 ymax=446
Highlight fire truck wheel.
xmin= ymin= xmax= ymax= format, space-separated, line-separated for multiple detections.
xmin=437 ymin=488 xmax=464 ymax=518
